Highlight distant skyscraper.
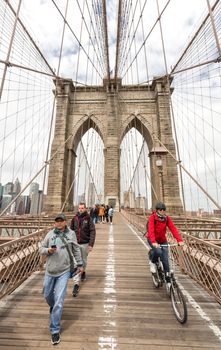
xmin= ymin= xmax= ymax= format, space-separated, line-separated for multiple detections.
xmin=3 ymin=182 xmax=13 ymax=195
xmin=12 ymin=178 xmax=22 ymax=214
xmin=16 ymin=196 xmax=30 ymax=215
xmin=30 ymin=190 xmax=43 ymax=215
xmin=29 ymin=183 xmax=41 ymax=215
xmin=29 ymin=183 xmax=39 ymax=198
xmin=1 ymin=195 xmax=12 ymax=213
xmin=13 ymin=178 xmax=21 ymax=195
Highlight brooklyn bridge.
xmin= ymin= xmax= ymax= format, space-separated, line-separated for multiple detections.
xmin=0 ymin=0 xmax=220 ymax=349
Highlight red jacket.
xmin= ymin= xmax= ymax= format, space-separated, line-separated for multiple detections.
xmin=146 ymin=211 xmax=183 ymax=244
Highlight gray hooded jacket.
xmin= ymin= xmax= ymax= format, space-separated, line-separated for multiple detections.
xmin=39 ymin=227 xmax=83 ymax=277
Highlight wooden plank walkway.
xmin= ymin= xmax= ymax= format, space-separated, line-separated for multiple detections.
xmin=0 ymin=213 xmax=220 ymax=349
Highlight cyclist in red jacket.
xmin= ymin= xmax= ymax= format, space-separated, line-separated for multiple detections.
xmin=145 ymin=202 xmax=184 ymax=283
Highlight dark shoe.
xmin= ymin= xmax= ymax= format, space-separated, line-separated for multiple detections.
xmin=81 ymin=271 xmax=86 ymax=282
xmin=72 ymin=284 xmax=79 ymax=297
xmin=51 ymin=333 xmax=60 ymax=345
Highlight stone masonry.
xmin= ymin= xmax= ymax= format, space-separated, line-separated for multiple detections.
xmin=44 ymin=77 xmax=183 ymax=214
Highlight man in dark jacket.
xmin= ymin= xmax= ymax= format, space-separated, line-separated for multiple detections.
xmin=70 ymin=202 xmax=96 ymax=296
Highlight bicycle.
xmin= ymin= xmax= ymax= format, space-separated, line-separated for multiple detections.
xmin=150 ymin=243 xmax=188 ymax=324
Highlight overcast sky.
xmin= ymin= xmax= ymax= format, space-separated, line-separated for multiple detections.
xmin=19 ymin=0 xmax=211 ymax=83
xmin=1 ymin=0 xmax=220 ymax=211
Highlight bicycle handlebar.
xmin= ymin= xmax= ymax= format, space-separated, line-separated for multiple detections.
xmin=159 ymin=243 xmax=181 ymax=247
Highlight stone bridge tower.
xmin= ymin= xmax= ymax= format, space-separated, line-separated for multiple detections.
xmin=44 ymin=77 xmax=183 ymax=214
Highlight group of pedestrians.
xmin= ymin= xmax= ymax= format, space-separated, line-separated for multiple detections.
xmin=39 ymin=201 xmax=183 ymax=345
xmin=90 ymin=204 xmax=114 ymax=224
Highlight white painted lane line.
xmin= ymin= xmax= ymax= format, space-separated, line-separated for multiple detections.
xmin=98 ymin=224 xmax=118 ymax=349
xmin=180 ymin=284 xmax=221 ymax=341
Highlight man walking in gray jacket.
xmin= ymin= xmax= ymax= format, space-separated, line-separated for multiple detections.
xmin=39 ymin=213 xmax=83 ymax=345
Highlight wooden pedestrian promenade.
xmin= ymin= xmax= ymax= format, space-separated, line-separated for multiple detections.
xmin=0 ymin=213 xmax=220 ymax=349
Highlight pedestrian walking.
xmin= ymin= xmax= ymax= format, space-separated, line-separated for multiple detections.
xmin=108 ymin=206 xmax=114 ymax=224
xmin=98 ymin=204 xmax=105 ymax=223
xmin=70 ymin=202 xmax=96 ymax=296
xmin=39 ymin=213 xmax=83 ymax=345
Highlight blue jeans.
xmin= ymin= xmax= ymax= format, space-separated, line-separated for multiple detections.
xmin=148 ymin=240 xmax=170 ymax=275
xmin=43 ymin=271 xmax=70 ymax=334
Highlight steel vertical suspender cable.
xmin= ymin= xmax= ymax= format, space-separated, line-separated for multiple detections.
xmin=121 ymin=0 xmax=171 ymax=81
xmin=124 ymin=0 xmax=148 ymax=83
xmin=134 ymin=118 xmax=141 ymax=196
xmin=136 ymin=113 xmax=221 ymax=211
xmin=78 ymin=0 xmax=105 ymax=77
xmin=155 ymin=0 xmax=188 ymax=218
xmin=0 ymin=0 xmax=107 ymax=213
xmin=61 ymin=115 xmax=104 ymax=211
xmin=0 ymin=0 xmax=22 ymax=102
xmin=60 ymin=0 xmax=104 ymax=208
xmin=206 ymin=0 xmax=221 ymax=57
xmin=117 ymin=0 xmax=133 ymax=78
xmin=94 ymin=0 xmax=107 ymax=76
xmin=84 ymin=15 xmax=92 ymax=86
xmin=138 ymin=0 xmax=150 ymax=88
xmin=119 ymin=0 xmax=131 ymax=79
xmin=75 ymin=0 xmax=86 ymax=90
xmin=84 ymin=117 xmax=91 ymax=199
xmin=42 ymin=0 xmax=69 ymax=215
xmin=171 ymin=0 xmax=220 ymax=75
xmin=117 ymin=0 xmax=221 ymax=211
xmin=3 ymin=1 xmax=55 ymax=75
xmin=132 ymin=7 xmax=140 ymax=84
xmin=102 ymin=0 xmax=110 ymax=80
xmin=51 ymin=0 xmax=103 ymax=80
xmin=118 ymin=0 xmax=139 ymax=78
xmin=115 ymin=0 xmax=122 ymax=80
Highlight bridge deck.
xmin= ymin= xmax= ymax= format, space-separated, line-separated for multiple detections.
xmin=0 ymin=213 xmax=220 ymax=349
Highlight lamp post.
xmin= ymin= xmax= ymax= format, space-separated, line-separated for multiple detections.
xmin=156 ymin=158 xmax=164 ymax=200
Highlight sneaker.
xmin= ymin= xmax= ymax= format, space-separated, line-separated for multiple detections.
xmin=166 ymin=282 xmax=171 ymax=295
xmin=51 ymin=333 xmax=60 ymax=345
xmin=149 ymin=261 xmax=157 ymax=273
xmin=72 ymin=284 xmax=79 ymax=297
xmin=81 ymin=271 xmax=86 ymax=282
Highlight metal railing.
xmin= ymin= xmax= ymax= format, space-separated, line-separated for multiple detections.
xmin=121 ymin=209 xmax=221 ymax=304
xmin=0 ymin=228 xmax=48 ymax=299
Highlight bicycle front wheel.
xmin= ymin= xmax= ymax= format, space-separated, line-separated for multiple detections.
xmin=170 ymin=284 xmax=188 ymax=324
